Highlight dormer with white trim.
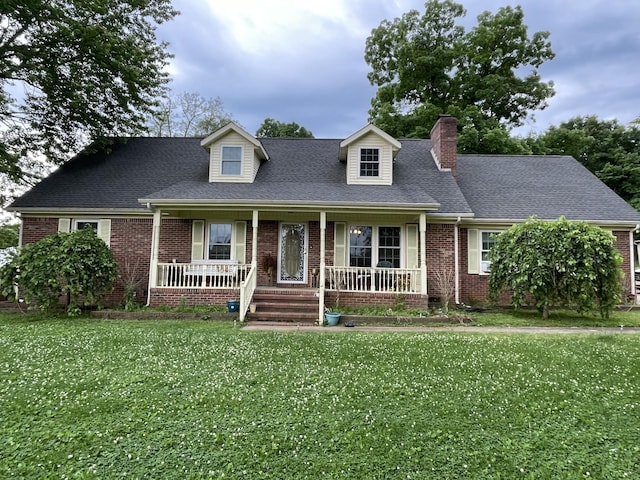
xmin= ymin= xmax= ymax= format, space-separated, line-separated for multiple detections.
xmin=200 ymin=122 xmax=269 ymax=183
xmin=339 ymin=124 xmax=401 ymax=185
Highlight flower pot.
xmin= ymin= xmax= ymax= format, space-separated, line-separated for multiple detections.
xmin=324 ymin=312 xmax=341 ymax=326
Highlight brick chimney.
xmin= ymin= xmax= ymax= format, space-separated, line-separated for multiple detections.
xmin=430 ymin=115 xmax=457 ymax=179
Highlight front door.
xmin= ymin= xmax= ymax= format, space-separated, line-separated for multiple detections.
xmin=278 ymin=222 xmax=307 ymax=284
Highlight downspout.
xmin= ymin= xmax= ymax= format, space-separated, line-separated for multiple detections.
xmin=631 ymin=225 xmax=639 ymax=301
xmin=419 ymin=213 xmax=427 ymax=297
xmin=454 ymin=216 xmax=461 ymax=305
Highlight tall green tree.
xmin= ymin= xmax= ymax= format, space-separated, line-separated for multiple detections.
xmin=147 ymin=92 xmax=235 ymax=137
xmin=256 ymin=118 xmax=314 ymax=138
xmin=364 ymin=0 xmax=554 ymax=152
xmin=0 ymin=0 xmax=177 ymax=189
xmin=489 ymin=217 xmax=623 ymax=319
xmin=535 ymin=116 xmax=640 ymax=209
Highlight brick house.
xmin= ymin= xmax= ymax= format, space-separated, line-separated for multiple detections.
xmin=9 ymin=116 xmax=640 ymax=320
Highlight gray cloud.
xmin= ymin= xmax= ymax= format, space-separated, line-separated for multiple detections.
xmin=158 ymin=0 xmax=640 ymax=138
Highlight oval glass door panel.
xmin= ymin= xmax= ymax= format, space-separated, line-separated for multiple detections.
xmin=278 ymin=223 xmax=306 ymax=283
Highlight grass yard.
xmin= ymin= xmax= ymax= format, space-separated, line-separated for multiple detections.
xmin=1 ymin=315 xmax=639 ymax=479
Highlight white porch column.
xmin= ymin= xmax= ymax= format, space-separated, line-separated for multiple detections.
xmin=420 ymin=213 xmax=427 ymax=296
xmin=318 ymin=211 xmax=327 ymax=323
xmin=146 ymin=208 xmax=162 ymax=305
xmin=454 ymin=219 xmax=460 ymax=305
xmin=252 ymin=210 xmax=259 ymax=267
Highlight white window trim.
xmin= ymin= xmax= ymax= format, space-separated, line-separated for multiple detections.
xmin=479 ymin=230 xmax=502 ymax=274
xmin=220 ymin=145 xmax=243 ymax=176
xmin=358 ymin=147 xmax=380 ymax=177
xmin=206 ymin=221 xmax=234 ymax=261
xmin=348 ymin=224 xmax=403 ymax=267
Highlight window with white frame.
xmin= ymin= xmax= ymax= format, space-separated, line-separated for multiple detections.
xmin=359 ymin=148 xmax=380 ymax=177
xmin=208 ymin=223 xmax=232 ymax=260
xmin=349 ymin=225 xmax=372 ymax=267
xmin=221 ymin=146 xmax=242 ymax=175
xmin=480 ymin=231 xmax=500 ymax=273
xmin=378 ymin=226 xmax=401 ymax=267
xmin=349 ymin=225 xmax=401 ymax=268
xmin=75 ymin=220 xmax=98 ymax=233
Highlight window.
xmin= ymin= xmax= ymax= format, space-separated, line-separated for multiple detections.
xmin=359 ymin=148 xmax=379 ymax=177
xmin=349 ymin=225 xmax=401 ymax=268
xmin=378 ymin=226 xmax=401 ymax=268
xmin=221 ymin=146 xmax=242 ymax=175
xmin=349 ymin=225 xmax=372 ymax=267
xmin=480 ymin=231 xmax=500 ymax=273
xmin=208 ymin=223 xmax=232 ymax=260
xmin=75 ymin=220 xmax=98 ymax=232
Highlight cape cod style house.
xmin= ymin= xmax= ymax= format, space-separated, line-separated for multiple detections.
xmin=9 ymin=116 xmax=640 ymax=321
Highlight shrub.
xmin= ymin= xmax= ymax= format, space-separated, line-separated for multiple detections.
xmin=488 ymin=216 xmax=623 ymax=319
xmin=0 ymin=227 xmax=117 ymax=315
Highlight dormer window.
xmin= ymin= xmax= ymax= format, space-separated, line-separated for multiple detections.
xmin=360 ymin=148 xmax=380 ymax=177
xmin=221 ymin=146 xmax=242 ymax=175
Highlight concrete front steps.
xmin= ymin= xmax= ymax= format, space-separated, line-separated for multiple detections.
xmin=246 ymin=287 xmax=320 ymax=323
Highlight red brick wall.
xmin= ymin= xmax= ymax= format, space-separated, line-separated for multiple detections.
xmin=325 ymin=291 xmax=426 ymax=310
xmin=108 ymin=218 xmax=153 ymax=306
xmin=148 ymin=288 xmax=238 ymax=307
xmin=430 ymin=115 xmax=457 ymax=178
xmin=613 ymin=231 xmax=633 ymax=297
xmin=21 ymin=217 xmax=58 ymax=244
xmin=158 ymin=218 xmax=192 ymax=263
xmin=426 ymin=223 xmax=455 ymax=300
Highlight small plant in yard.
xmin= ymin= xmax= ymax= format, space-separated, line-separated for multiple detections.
xmin=117 ymin=254 xmax=146 ymax=311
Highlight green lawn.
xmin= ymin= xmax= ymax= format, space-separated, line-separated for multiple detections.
xmin=1 ymin=314 xmax=639 ymax=479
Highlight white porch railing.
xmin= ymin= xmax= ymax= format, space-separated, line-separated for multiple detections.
xmin=326 ymin=266 xmax=420 ymax=294
xmin=155 ymin=262 xmax=250 ymax=289
xmin=239 ymin=265 xmax=257 ymax=321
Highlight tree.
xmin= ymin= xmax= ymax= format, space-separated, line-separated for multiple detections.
xmin=364 ymin=0 xmax=555 ymax=151
xmin=488 ymin=217 xmax=623 ymax=319
xmin=147 ymin=92 xmax=235 ymax=137
xmin=534 ymin=115 xmax=640 ymax=209
xmin=0 ymin=227 xmax=117 ymax=315
xmin=0 ymin=0 xmax=177 ymax=185
xmin=256 ymin=118 xmax=314 ymax=138
xmin=0 ymin=223 xmax=19 ymax=249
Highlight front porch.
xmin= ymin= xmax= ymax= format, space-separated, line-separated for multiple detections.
xmin=146 ymin=209 xmax=432 ymax=321
xmin=151 ymin=263 xmax=424 ymax=320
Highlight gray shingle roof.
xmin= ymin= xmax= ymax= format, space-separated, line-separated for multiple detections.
xmin=10 ymin=137 xmax=472 ymax=214
xmin=457 ymin=154 xmax=640 ymax=222
xmin=10 ymin=137 xmax=640 ymax=224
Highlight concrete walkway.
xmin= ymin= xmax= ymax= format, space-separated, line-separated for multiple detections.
xmin=242 ymin=322 xmax=640 ymax=334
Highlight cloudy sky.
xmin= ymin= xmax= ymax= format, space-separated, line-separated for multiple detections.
xmin=157 ymin=0 xmax=640 ymax=138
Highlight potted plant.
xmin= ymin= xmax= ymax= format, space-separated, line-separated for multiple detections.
xmin=324 ymin=308 xmax=341 ymax=326
xmin=262 ymin=254 xmax=276 ymax=285
xmin=324 ymin=273 xmax=342 ymax=326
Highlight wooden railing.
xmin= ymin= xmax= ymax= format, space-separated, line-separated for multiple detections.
xmin=239 ymin=265 xmax=257 ymax=322
xmin=155 ymin=262 xmax=250 ymax=289
xmin=325 ymin=266 xmax=420 ymax=294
